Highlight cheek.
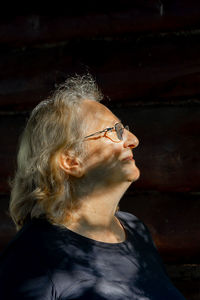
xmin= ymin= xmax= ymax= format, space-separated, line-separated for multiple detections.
xmin=111 ymin=142 xmax=124 ymax=158
xmin=83 ymin=141 xmax=122 ymax=171
xmin=103 ymin=141 xmax=123 ymax=160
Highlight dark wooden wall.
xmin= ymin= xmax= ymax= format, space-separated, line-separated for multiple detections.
xmin=1 ymin=2 xmax=200 ymax=298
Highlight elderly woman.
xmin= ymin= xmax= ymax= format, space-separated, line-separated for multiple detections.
xmin=0 ymin=75 xmax=185 ymax=299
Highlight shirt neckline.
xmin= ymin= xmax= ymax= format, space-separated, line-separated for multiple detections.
xmin=56 ymin=212 xmax=130 ymax=248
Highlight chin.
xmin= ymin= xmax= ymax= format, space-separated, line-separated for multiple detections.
xmin=126 ymin=166 xmax=140 ymax=182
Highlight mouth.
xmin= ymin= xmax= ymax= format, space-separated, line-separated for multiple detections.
xmin=122 ymin=156 xmax=134 ymax=161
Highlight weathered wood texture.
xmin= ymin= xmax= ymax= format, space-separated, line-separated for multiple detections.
xmin=1 ymin=34 xmax=200 ymax=110
xmin=1 ymin=6 xmax=200 ymax=299
xmin=1 ymin=1 xmax=200 ymax=46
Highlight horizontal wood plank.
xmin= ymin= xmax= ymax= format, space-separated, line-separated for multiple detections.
xmin=1 ymin=2 xmax=200 ymax=46
xmin=1 ymin=34 xmax=200 ymax=110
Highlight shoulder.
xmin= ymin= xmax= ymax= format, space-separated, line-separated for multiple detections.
xmin=0 ymin=218 xmax=68 ymax=274
xmin=0 ymin=219 xmax=60 ymax=299
xmin=116 ymin=210 xmax=155 ymax=246
xmin=116 ymin=210 xmax=146 ymax=230
xmin=0 ymin=218 xmax=68 ymax=299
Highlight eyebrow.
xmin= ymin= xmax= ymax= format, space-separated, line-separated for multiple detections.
xmin=102 ymin=119 xmax=121 ymax=129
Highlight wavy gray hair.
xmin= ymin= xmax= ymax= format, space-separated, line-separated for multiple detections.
xmin=9 ymin=74 xmax=103 ymax=231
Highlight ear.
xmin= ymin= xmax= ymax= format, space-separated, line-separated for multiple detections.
xmin=59 ymin=152 xmax=84 ymax=178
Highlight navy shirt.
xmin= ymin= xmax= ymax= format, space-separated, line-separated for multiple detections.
xmin=0 ymin=211 xmax=185 ymax=299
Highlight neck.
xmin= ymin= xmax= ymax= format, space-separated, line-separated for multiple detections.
xmin=64 ymin=181 xmax=131 ymax=242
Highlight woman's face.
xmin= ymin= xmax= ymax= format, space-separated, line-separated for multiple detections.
xmin=80 ymin=100 xmax=140 ymax=185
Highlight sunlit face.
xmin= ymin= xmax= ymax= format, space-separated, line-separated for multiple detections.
xmin=80 ymin=100 xmax=140 ymax=185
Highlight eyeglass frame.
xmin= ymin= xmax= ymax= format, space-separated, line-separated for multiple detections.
xmin=84 ymin=122 xmax=129 ymax=141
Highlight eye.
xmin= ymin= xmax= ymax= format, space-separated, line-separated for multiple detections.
xmin=115 ymin=123 xmax=124 ymax=140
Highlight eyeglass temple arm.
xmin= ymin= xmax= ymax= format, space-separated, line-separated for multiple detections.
xmin=84 ymin=127 xmax=114 ymax=139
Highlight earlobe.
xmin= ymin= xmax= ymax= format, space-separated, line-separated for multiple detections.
xmin=59 ymin=152 xmax=84 ymax=178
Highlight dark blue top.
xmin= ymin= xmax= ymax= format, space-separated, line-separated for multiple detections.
xmin=0 ymin=211 xmax=185 ymax=299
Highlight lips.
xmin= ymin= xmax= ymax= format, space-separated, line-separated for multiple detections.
xmin=122 ymin=155 xmax=134 ymax=161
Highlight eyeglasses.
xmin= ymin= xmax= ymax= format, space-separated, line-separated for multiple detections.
xmin=84 ymin=122 xmax=129 ymax=142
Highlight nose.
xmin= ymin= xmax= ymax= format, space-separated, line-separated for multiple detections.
xmin=123 ymin=128 xmax=139 ymax=149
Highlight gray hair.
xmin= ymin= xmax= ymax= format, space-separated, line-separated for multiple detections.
xmin=9 ymin=74 xmax=103 ymax=231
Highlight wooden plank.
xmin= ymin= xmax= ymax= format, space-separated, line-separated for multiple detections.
xmin=1 ymin=105 xmax=200 ymax=193
xmin=1 ymin=34 xmax=200 ymax=110
xmin=1 ymin=2 xmax=200 ymax=46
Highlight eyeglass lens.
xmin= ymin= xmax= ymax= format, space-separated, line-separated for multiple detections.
xmin=115 ymin=123 xmax=129 ymax=140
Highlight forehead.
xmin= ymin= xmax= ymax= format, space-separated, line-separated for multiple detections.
xmin=81 ymin=99 xmax=119 ymax=126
